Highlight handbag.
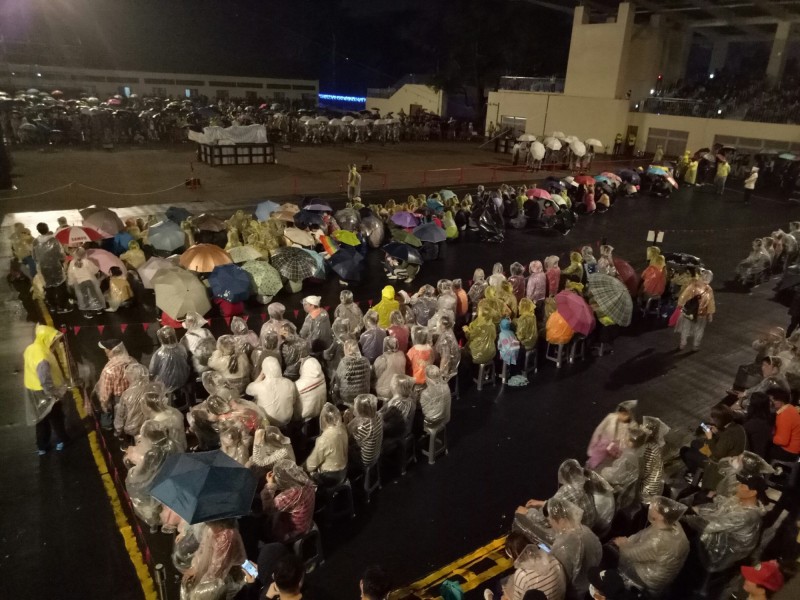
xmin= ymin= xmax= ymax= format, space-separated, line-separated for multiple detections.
xmin=668 ymin=306 xmax=682 ymax=327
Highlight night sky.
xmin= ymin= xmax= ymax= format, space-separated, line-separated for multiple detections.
xmin=1 ymin=0 xmax=571 ymax=93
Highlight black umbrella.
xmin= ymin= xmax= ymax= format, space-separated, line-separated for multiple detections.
xmin=383 ymin=241 xmax=423 ymax=265
xmin=293 ymin=209 xmax=324 ymax=228
xmin=329 ymin=247 xmax=365 ymax=282
xmin=166 ymin=206 xmax=192 ymax=224
xmin=149 ymin=450 xmax=257 ymax=524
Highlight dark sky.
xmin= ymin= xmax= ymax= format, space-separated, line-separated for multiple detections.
xmin=0 ymin=0 xmax=571 ymax=93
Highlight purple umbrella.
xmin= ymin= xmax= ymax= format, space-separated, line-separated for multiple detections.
xmin=391 ymin=211 xmax=419 ymax=228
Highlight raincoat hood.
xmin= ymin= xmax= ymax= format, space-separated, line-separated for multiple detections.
xmin=518 ymin=298 xmax=536 ymax=317
xmin=260 ymin=356 xmax=283 ymax=379
xmin=34 ymin=324 xmax=62 ymax=349
xmin=230 ymin=316 xmax=248 ymax=336
xmin=529 ymin=260 xmax=543 ymax=274
xmin=500 ymin=318 xmax=512 ymax=331
xmin=267 ymin=302 xmax=286 ymax=319
xmin=319 ymin=402 xmax=343 ymax=431
xmin=570 ymin=251 xmax=582 ymax=265
xmin=298 ymin=357 xmax=323 ymax=379
xmin=182 ymin=311 xmax=208 ymax=330
xmin=381 ymin=285 xmax=395 ymax=301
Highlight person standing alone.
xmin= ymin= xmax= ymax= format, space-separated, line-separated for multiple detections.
xmin=743 ymin=166 xmax=759 ymax=204
xmin=715 ymin=158 xmax=731 ymax=195
xmin=24 ymin=325 xmax=69 ymax=455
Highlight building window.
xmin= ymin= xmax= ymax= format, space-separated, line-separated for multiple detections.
xmin=185 ymin=88 xmax=198 ymax=98
xmin=153 ymin=87 xmax=167 ymax=96
xmin=273 ymin=91 xmax=286 ymax=100
xmin=500 ymin=116 xmax=526 ymax=138
xmin=216 ymin=90 xmax=229 ymax=100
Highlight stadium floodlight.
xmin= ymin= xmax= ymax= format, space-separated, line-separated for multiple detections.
xmin=717 ymin=109 xmax=722 ymax=115
xmin=709 ymin=73 xmax=715 ymax=79
xmin=650 ymin=89 xmax=655 ymax=95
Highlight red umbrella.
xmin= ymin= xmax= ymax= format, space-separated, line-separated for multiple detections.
xmin=575 ymin=175 xmax=595 ymax=186
xmin=555 ymin=290 xmax=595 ymax=336
xmin=613 ymin=258 xmax=640 ymax=296
xmin=526 ymin=188 xmax=551 ymax=200
xmin=54 ymin=226 xmax=104 ymax=245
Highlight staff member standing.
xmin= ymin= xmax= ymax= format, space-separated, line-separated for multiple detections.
xmin=24 ymin=325 xmax=69 ymax=455
xmin=743 ymin=166 xmax=759 ymax=204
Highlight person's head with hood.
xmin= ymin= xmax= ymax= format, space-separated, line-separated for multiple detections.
xmin=641 ymin=415 xmax=669 ymax=446
xmin=599 ymin=244 xmax=614 ymax=260
xmin=569 ymin=251 xmax=582 ymax=266
xmin=332 ymin=317 xmax=354 ymax=342
xmin=616 ymin=399 xmax=637 ymax=424
xmin=473 ymin=268 xmax=486 ymax=283
xmin=528 ymin=260 xmax=543 ymax=275
xmin=647 ymin=496 xmax=687 ymax=528
xmin=125 ymin=362 xmax=150 ymax=388
xmin=230 ymin=316 xmax=249 ymax=336
xmin=437 ymin=312 xmax=454 ymax=333
xmin=544 ymin=255 xmax=559 ymax=269
xmin=127 ymin=240 xmax=141 ymax=252
xmin=558 ymin=458 xmax=587 ymax=489
xmin=492 ymin=262 xmax=504 ymax=276
xmin=452 ymin=279 xmax=464 ymax=293
xmin=389 ymin=310 xmax=405 ymax=327
xmin=182 ymin=311 xmax=208 ymax=332
xmin=419 ymin=284 xmax=435 ymax=299
xmin=260 ymin=356 xmax=283 ymax=379
xmin=143 ymin=388 xmax=170 ymax=415
xmin=437 ymin=279 xmax=453 ymax=294
xmin=319 ymin=402 xmax=344 ymax=432
xmin=99 ymin=338 xmax=128 ymax=359
xmin=267 ymin=302 xmax=286 ymax=320
xmin=216 ymin=335 xmax=241 ymax=372
xmin=207 ymin=394 xmax=232 ymax=416
xmin=261 ymin=330 xmax=279 ymax=351
xmin=363 ymin=309 xmax=379 ymax=331
xmin=411 ymin=326 xmax=429 ymax=347
xmin=298 ymin=356 xmax=324 ymax=382
xmin=652 ymin=255 xmax=666 ymax=271
xmin=340 ymin=289 xmax=355 ymax=305
xmin=353 ymin=393 xmax=378 ymax=421
xmin=518 ymin=298 xmax=535 ymax=318
xmin=509 ymin=262 xmax=525 ymax=278
xmin=544 ymin=497 xmax=583 ymax=533
xmin=260 ymin=425 xmax=292 ymax=451
xmin=72 ymin=246 xmax=87 ymax=268
xmin=219 ymin=419 xmax=245 ymax=448
xmin=343 ymin=338 xmax=362 ymax=358
xmin=271 ymin=458 xmax=314 ymax=491
xmin=499 ymin=317 xmax=514 ymax=333
xmin=202 ymin=370 xmax=225 ymax=397
xmin=381 ymin=285 xmax=396 ymax=302
xmin=424 ymin=364 xmax=445 ymax=385
xmin=390 ymin=374 xmax=414 ymax=400
xmin=646 ymin=245 xmax=661 ymax=263
xmin=790 ymin=221 xmax=800 ymax=234
xmin=581 ymin=246 xmax=596 ymax=264
xmin=700 ymin=268 xmax=713 ymax=284
xmin=139 ymin=419 xmax=169 ymax=445
xmin=382 ymin=335 xmax=400 ymax=356
xmin=156 ymin=326 xmax=178 ymax=347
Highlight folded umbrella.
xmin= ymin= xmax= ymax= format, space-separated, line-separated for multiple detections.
xmin=147 ymin=220 xmax=186 ymax=253
xmin=333 ymin=229 xmax=361 ymax=247
xmin=241 ymin=260 xmax=283 ymax=298
xmin=390 ymin=228 xmax=422 ymax=247
xmin=209 ymin=263 xmax=253 ymax=303
xmin=152 ymin=268 xmax=211 ymax=319
xmin=255 ymin=200 xmax=280 ymax=222
xmin=391 ymin=211 xmax=419 ymax=228
xmin=138 ymin=256 xmax=174 ymax=289
xmin=149 ymin=450 xmax=257 ymax=525
xmin=413 ymin=222 xmax=447 ymax=243
xmin=586 ymin=273 xmax=633 ymax=327
xmin=180 ymin=243 xmax=233 ymax=273
xmin=328 ymin=246 xmax=364 ymax=282
xmin=165 ymin=206 xmax=192 ymax=224
xmin=283 ymin=227 xmax=315 ymax=247
xmin=383 ymin=241 xmax=423 ymax=265
xmin=193 ymin=213 xmax=227 ymax=232
xmin=555 ymin=290 xmax=595 ymax=336
xmin=54 ymin=226 xmax=104 ymax=245
xmin=86 ymin=248 xmax=127 ymax=276
xmin=613 ymin=257 xmax=640 ymax=296
xmin=81 ymin=207 xmax=124 ymax=237
xmin=228 ymin=245 xmax=263 ymax=263
xmin=270 ymin=246 xmax=318 ymax=281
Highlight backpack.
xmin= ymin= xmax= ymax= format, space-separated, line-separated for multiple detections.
xmin=682 ymin=295 xmax=700 ymax=321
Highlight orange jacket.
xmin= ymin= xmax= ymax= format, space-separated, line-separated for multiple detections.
xmin=774 ymin=405 xmax=800 ymax=454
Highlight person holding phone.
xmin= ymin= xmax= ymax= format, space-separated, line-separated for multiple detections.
xmin=236 ymin=543 xmax=290 ymax=600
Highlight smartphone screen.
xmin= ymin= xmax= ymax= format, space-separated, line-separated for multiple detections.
xmin=242 ymin=560 xmax=258 ymax=578
xmin=537 ymin=543 xmax=551 ymax=553
xmin=700 ymin=423 xmax=710 ymax=433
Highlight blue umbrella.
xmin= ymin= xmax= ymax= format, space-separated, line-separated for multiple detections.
xmin=111 ymin=231 xmax=134 ymax=255
xmin=594 ymin=175 xmax=611 ymax=184
xmin=426 ymin=197 xmax=444 ymax=211
xmin=647 ymin=165 xmax=669 ymax=176
xmin=439 ymin=189 xmax=457 ymax=201
xmin=149 ymin=450 xmax=257 ymax=524
xmin=208 ymin=263 xmax=253 ymax=302
xmin=301 ymin=248 xmax=326 ymax=279
xmin=328 ymin=246 xmax=365 ymax=282
xmin=617 ymin=169 xmax=641 ymax=185
xmin=166 ymin=206 xmax=192 ymax=224
xmin=147 ymin=220 xmax=186 ymax=252
xmin=383 ymin=241 xmax=423 ymax=265
xmin=255 ymin=200 xmax=280 ymax=222
xmin=413 ymin=222 xmax=447 ymax=243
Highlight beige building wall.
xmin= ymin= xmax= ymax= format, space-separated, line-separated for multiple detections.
xmin=366 ymin=84 xmax=444 ymax=116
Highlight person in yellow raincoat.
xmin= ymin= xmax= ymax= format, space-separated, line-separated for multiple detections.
xmin=515 ymin=298 xmax=538 ymax=351
xmin=120 ymin=240 xmax=146 ymax=270
xmin=562 ymin=251 xmax=585 ymax=285
xmin=479 ymin=287 xmax=511 ymax=325
xmin=498 ymin=281 xmax=518 ymax=316
xmin=546 ymin=311 xmax=575 ymax=344
xmin=24 ymin=325 xmax=69 ymax=454
xmin=677 ymin=151 xmax=690 ymax=180
xmin=442 ymin=210 xmax=458 ymax=239
xmin=373 ymin=285 xmax=399 ymax=328
xmin=684 ymin=159 xmax=698 ymax=186
xmin=463 ymin=304 xmax=497 ymax=364
xmin=106 ymin=266 xmax=134 ymax=311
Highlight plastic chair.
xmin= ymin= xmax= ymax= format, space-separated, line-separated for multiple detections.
xmin=523 ymin=347 xmax=538 ymax=376
xmin=545 ymin=342 xmax=568 ymax=368
xmin=569 ymin=335 xmax=587 ymax=364
xmin=475 ymin=361 xmax=496 ymax=390
xmin=289 ymin=522 xmax=324 ymax=573
xmin=421 ymin=421 xmax=448 ymax=465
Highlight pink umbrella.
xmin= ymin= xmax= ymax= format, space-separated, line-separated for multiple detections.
xmin=54 ymin=226 xmax=104 ymax=245
xmin=555 ymin=290 xmax=595 ymax=336
xmin=108 ymin=98 xmax=122 ymax=106
xmin=601 ymin=172 xmax=622 ymax=183
xmin=86 ymin=248 xmax=128 ymax=276
xmin=526 ymin=188 xmax=551 ymax=200
xmin=613 ymin=258 xmax=640 ymax=296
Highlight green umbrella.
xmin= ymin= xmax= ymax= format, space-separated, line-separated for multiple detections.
xmin=241 ymin=260 xmax=283 ymax=298
xmin=390 ymin=228 xmax=422 ymax=247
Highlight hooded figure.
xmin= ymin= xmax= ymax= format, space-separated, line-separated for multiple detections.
xmin=420 ymin=365 xmax=451 ymax=427
xmin=249 ymin=426 xmax=297 ymax=470
xmin=250 ymin=330 xmax=281 ymax=380
xmin=599 ymin=429 xmax=645 ymax=511
xmin=436 ymin=279 xmax=458 ymax=316
xmin=279 ymin=323 xmax=310 ymax=382
xmin=373 ymin=285 xmax=400 ymax=329
xmin=544 ymin=256 xmax=561 ymax=296
xmin=299 ymin=296 xmax=333 ymax=355
xmin=480 ymin=287 xmax=511 ymax=325
xmin=736 ymin=238 xmax=771 ymax=281
xmin=498 ymin=318 xmax=521 ymax=366
xmin=581 ymin=246 xmax=598 ymax=275
xmin=142 ymin=388 xmax=188 ymax=451
xmin=181 ymin=312 xmax=216 ymax=375
xmin=230 ymin=316 xmax=259 ymax=355
xmin=464 ymin=304 xmax=497 ymax=364
xmin=219 ymin=419 xmax=250 ymax=465
xmin=526 ymin=261 xmax=546 ymax=302
xmin=387 ymin=310 xmax=410 ymax=353
xmin=412 ymin=285 xmax=438 ymax=326
xmin=333 ymin=339 xmax=371 ymax=406
xmin=618 ymin=496 xmax=689 ymax=595
xmin=508 ymin=262 xmax=527 ymax=302
xmin=552 ymin=459 xmax=598 ymax=529
xmin=640 ymin=255 xmax=666 ymax=298
xmin=120 ymin=240 xmax=146 ymax=269
xmin=406 ymin=326 xmax=435 ymax=384
xmin=562 ymin=251 xmax=584 ymax=284
xmin=260 ymin=302 xmax=289 ymax=345
xmin=335 ymin=290 xmax=364 ymax=333
xmin=434 ymin=313 xmax=460 ymax=378
xmin=294 ymin=357 xmax=326 ymax=421
xmin=586 ymin=399 xmax=638 ymax=469
xmin=347 ymin=394 xmax=384 ymax=467
xmin=514 ymin=299 xmax=538 ymax=351
xmin=545 ymin=498 xmax=602 ymax=599
xmin=323 ymin=317 xmax=354 ymax=380
xmin=305 ymin=403 xmax=349 ymax=484
xmin=467 ymin=268 xmax=489 ymax=308
xmin=126 ymin=420 xmax=181 ymax=527
xmin=95 ymin=339 xmax=138 ymax=414
xmin=113 ymin=363 xmax=151 ymax=438
xmin=261 ymin=459 xmax=316 ymax=542
xmin=208 ymin=334 xmax=251 ymax=394
xmin=149 ymin=326 xmax=191 ymax=395
xmin=597 ymin=245 xmax=616 ymax=277
xmin=359 ymin=309 xmax=387 ymax=364
xmin=180 ymin=519 xmax=247 ymax=600
xmin=374 ymin=336 xmax=407 ymax=399
xmin=67 ymin=247 xmax=105 ymax=312
xmin=32 ymin=224 xmax=67 ymax=290
xmin=23 ymin=325 xmax=69 ymax=452
xmin=246 ymin=357 xmax=297 ymax=427
xmin=502 ymin=545 xmax=567 ymax=600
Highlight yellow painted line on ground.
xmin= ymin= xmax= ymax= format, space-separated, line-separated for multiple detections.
xmin=38 ymin=301 xmax=158 ymax=600
xmin=391 ymin=536 xmax=512 ymax=600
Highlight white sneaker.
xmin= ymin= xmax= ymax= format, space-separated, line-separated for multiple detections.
xmin=484 ymin=590 xmax=494 ymax=600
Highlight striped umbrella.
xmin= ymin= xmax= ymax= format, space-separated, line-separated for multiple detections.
xmin=586 ymin=273 xmax=633 ymax=327
xmin=54 ymin=226 xmax=104 ymax=245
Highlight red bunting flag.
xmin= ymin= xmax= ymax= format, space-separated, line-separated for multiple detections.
xmin=120 ymin=323 xmax=128 ymax=333
xmin=293 ymin=309 xmax=300 ymax=318
xmin=368 ymin=299 xmax=373 ymax=307
xmin=324 ymin=305 xmax=330 ymax=312
xmin=73 ymin=326 xmax=81 ymax=334
xmin=97 ymin=325 xmax=105 ymax=334
xmin=142 ymin=323 xmax=150 ymax=332
xmin=224 ymin=317 xmax=232 ymax=326
xmin=59 ymin=327 xmax=67 ymax=334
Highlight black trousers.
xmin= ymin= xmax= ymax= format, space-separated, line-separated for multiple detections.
xmin=36 ymin=401 xmax=67 ymax=451
xmin=44 ymin=282 xmax=69 ymax=312
xmin=743 ymin=188 xmax=752 ymax=203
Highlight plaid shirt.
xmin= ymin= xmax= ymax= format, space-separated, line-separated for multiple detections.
xmin=97 ymin=355 xmax=136 ymax=405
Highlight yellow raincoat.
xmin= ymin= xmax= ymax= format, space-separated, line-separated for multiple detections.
xmin=373 ymin=285 xmax=399 ymax=328
xmin=514 ymin=298 xmax=538 ymax=350
xmin=120 ymin=240 xmax=146 ymax=269
xmin=562 ymin=251 xmax=584 ymax=283
xmin=24 ymin=325 xmax=64 ymax=391
xmin=464 ymin=305 xmax=497 ymax=364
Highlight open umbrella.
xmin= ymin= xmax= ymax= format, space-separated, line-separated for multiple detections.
xmin=335 ymin=208 xmax=361 ymax=231
xmin=517 ymin=133 xmax=537 ymax=142
xmin=551 ymin=131 xmax=566 ymax=139
xmin=180 ymin=244 xmax=233 ymax=273
xmin=293 ymin=210 xmax=324 ymax=229
xmin=594 ymin=175 xmax=612 ymax=185
xmin=390 ymin=228 xmax=422 ymax=247
xmin=569 ymin=140 xmax=587 ymax=157
xmin=617 ymin=169 xmax=640 ymax=185
xmin=298 ymin=249 xmax=324 ymax=279
xmin=575 ymin=175 xmax=595 ymax=186
xmin=241 ymin=260 xmax=283 ymax=299
xmin=319 ymin=235 xmax=339 ymax=255
xmin=279 ymin=203 xmax=299 ymax=215
xmin=86 ymin=248 xmax=127 ymax=276
xmin=165 ymin=206 xmax=192 ymax=224
xmin=555 ymin=290 xmax=595 ymax=336
xmin=270 ymin=247 xmax=318 ymax=281
xmin=526 ymin=188 xmax=552 ymax=200
xmin=333 ymin=230 xmax=361 ymax=247
xmin=111 ymin=231 xmax=134 ymax=255
xmin=255 ymin=200 xmax=280 ymax=222
xmin=271 ymin=211 xmax=297 ymax=223
xmin=665 ymin=176 xmax=679 ymax=189
xmin=138 ymin=256 xmax=174 ymax=289
xmin=391 ymin=211 xmax=419 ymax=228
xmin=439 ymin=189 xmax=457 ymax=201
xmin=329 ymin=246 xmax=365 ymax=282
xmin=193 ymin=213 xmax=227 ymax=233
xmin=613 ymin=258 xmax=640 ymax=296
xmin=413 ymin=222 xmax=447 ymax=243
xmin=383 ymin=241 xmax=423 ymax=265
xmin=586 ymin=273 xmax=633 ymax=327
xmin=601 ymin=172 xmax=622 ymax=183
xmin=585 ymin=138 xmax=604 ymax=149
xmin=531 ymin=141 xmax=546 ymax=160
xmin=544 ymin=138 xmax=562 ymax=151
xmin=147 ymin=220 xmax=186 ymax=253
xmin=81 ymin=207 xmax=123 ymax=237
xmin=208 ymin=264 xmax=253 ymax=303
xmin=647 ymin=165 xmax=669 ymax=176
xmin=779 ymin=153 xmax=797 ymax=161
xmin=426 ymin=197 xmax=444 ymax=211
xmin=149 ymin=450 xmax=257 ymax=525
xmin=153 ymin=268 xmax=210 ymax=319
xmin=54 ymin=226 xmax=104 ymax=245
xmin=228 ymin=245 xmax=263 ymax=263
xmin=304 ymin=202 xmax=333 ymax=212
xmin=283 ymin=227 xmax=315 ymax=247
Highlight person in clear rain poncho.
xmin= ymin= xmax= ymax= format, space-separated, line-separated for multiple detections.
xmin=149 ymin=326 xmax=191 ymax=396
xmin=501 ymin=544 xmax=567 ymax=600
xmin=323 ymin=317 xmax=354 ymax=380
xmin=32 ymin=222 xmax=70 ymax=312
xmin=95 ymin=339 xmax=137 ymax=427
xmin=436 ymin=279 xmax=458 ymax=317
xmin=294 ymin=356 xmax=326 ymax=421
xmin=249 ymin=426 xmax=297 ymax=472
xmin=520 ymin=459 xmax=598 ymax=532
xmin=586 ymin=400 xmax=638 ymax=469
xmin=381 ymin=374 xmax=416 ymax=437
xmin=411 ymin=285 xmax=438 ymax=327
xmin=387 ymin=310 xmax=410 ymax=353
xmin=333 ymin=339 xmax=371 ymax=406
xmin=467 ymin=268 xmax=488 ymax=312
xmin=113 ymin=363 xmax=151 ymax=441
xmin=334 ymin=290 xmax=364 ymax=334
xmin=544 ymin=498 xmax=601 ymax=599
xmin=420 ymin=365 xmax=451 ymax=428
xmin=280 ymin=322 xmax=310 ymax=382
xmin=406 ymin=326 xmax=435 ymax=385
xmin=208 ymin=334 xmax=250 ymax=395
xmin=526 ymin=261 xmax=547 ymax=303
xmin=261 ymin=459 xmax=316 ymax=542
xmin=125 ymin=420 xmax=181 ymax=529
xmin=230 ymin=316 xmax=259 ymax=355
xmin=359 ymin=309 xmax=386 ymax=364
xmin=304 ymin=403 xmax=349 ymax=486
xmin=584 ymin=469 xmax=616 ymax=537
xmin=599 ymin=429 xmax=645 ymax=512
xmin=142 ymin=388 xmax=187 ymax=451
xmin=300 ymin=295 xmax=333 ymax=356
xmin=346 ymin=394 xmax=384 ymax=469
xmin=260 ymin=302 xmax=289 ymax=346
xmin=180 ymin=519 xmax=247 ymax=600
xmin=434 ymin=313 xmax=460 ymax=379
xmin=250 ymin=330 xmax=281 ymax=380
xmin=373 ymin=336 xmax=407 ymax=400
xmin=218 ymin=419 xmax=250 ymax=465
xmin=614 ymin=496 xmax=689 ymax=596
xmin=181 ymin=312 xmax=216 ymax=375
xmin=67 ymin=246 xmax=105 ymax=313
xmin=463 ymin=304 xmax=497 ymax=365
xmin=247 ymin=356 xmax=297 ymax=428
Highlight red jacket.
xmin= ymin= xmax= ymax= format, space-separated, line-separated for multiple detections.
xmin=774 ymin=405 xmax=800 ymax=454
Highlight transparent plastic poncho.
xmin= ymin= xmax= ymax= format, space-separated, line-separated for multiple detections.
xmin=335 ymin=291 xmax=364 ymax=333
xmin=585 ymin=470 xmax=616 ymax=533
xmin=502 ymin=545 xmax=566 ymax=600
xmin=32 ymin=234 xmax=66 ymax=286
xmin=689 ymin=495 xmax=765 ymax=571
xmin=599 ymin=447 xmax=642 ymax=511
xmin=434 ymin=325 xmax=460 ymax=378
xmin=181 ymin=522 xmax=247 ymax=600
xmin=547 ymin=498 xmax=602 ymax=596
xmin=420 ymin=366 xmax=451 ymax=426
xmin=150 ymin=326 xmax=191 ymax=393
xmin=114 ymin=363 xmax=152 ymax=436
xmin=412 ymin=289 xmax=438 ymax=327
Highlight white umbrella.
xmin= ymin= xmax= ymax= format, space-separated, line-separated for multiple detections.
xmin=545 ymin=138 xmax=562 ymax=151
xmin=138 ymin=256 xmax=174 ymax=289
xmin=354 ymin=119 xmax=370 ymax=127
xmin=329 ymin=118 xmax=343 ymax=126
xmin=341 ymin=115 xmax=355 ymax=123
xmin=551 ymin=131 xmax=566 ymax=139
xmin=153 ymin=268 xmax=211 ymax=320
xmin=570 ymin=140 xmax=587 ymax=157
xmin=531 ymin=141 xmax=546 ymax=160
xmin=585 ymin=138 xmax=604 ymax=148
xmin=517 ymin=133 xmax=537 ymax=142
xmin=564 ymin=135 xmax=579 ymax=144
